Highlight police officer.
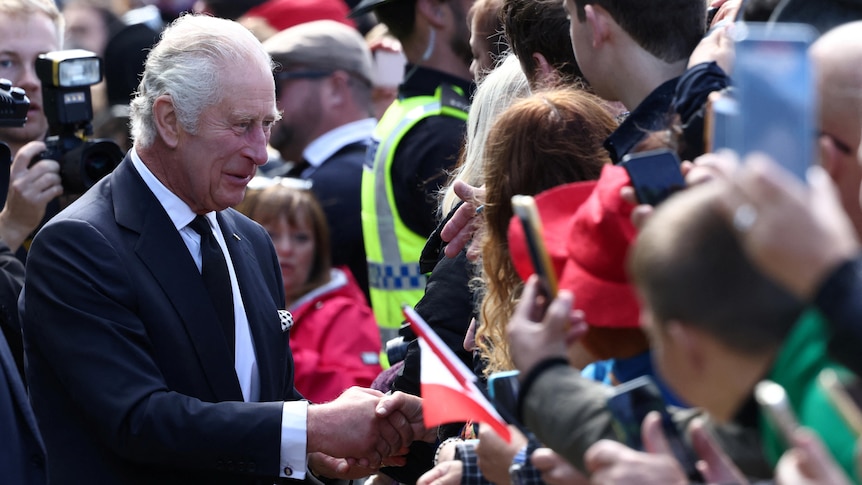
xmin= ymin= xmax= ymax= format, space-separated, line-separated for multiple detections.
xmin=351 ymin=0 xmax=474 ymax=344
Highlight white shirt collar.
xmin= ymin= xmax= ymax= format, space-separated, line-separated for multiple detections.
xmin=130 ymin=148 xmax=216 ymax=229
xmin=302 ymin=118 xmax=376 ymax=168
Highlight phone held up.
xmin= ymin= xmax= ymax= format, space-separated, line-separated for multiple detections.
xmin=710 ymin=22 xmax=819 ymax=181
xmin=819 ymin=368 xmax=862 ymax=438
xmin=620 ymin=148 xmax=685 ymax=206
xmin=487 ymin=370 xmax=522 ymax=427
xmin=511 ymin=195 xmax=558 ymax=299
xmin=755 ymin=380 xmax=801 ymax=447
xmin=607 ymin=376 xmax=704 ymax=481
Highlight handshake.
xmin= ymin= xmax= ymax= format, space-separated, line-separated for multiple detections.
xmin=306 ymin=387 xmax=434 ymax=479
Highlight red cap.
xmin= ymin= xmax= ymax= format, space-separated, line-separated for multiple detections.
xmin=508 ymin=164 xmax=640 ymax=328
xmin=245 ymin=0 xmax=355 ymax=32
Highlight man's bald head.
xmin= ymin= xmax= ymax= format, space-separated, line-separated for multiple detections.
xmin=811 ymin=21 xmax=862 ymax=155
xmin=810 ymin=21 xmax=862 ymax=238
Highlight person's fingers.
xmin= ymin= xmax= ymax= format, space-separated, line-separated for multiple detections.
xmin=620 ymin=186 xmax=638 ymax=205
xmin=641 ymin=411 xmax=673 ymax=456
xmin=630 ymin=204 xmax=654 ymax=230
xmin=584 ymin=439 xmax=628 ymax=474
xmin=564 ymin=310 xmax=589 ymax=347
xmin=417 ymin=461 xmax=462 ymax=485
xmin=354 ymin=387 xmax=384 ymax=398
xmin=689 ymin=417 xmax=747 ymax=484
xmin=543 ymin=289 xmax=574 ymax=336
xmin=514 ymin=275 xmax=544 ymax=322
xmin=11 ymin=141 xmax=47 ymax=176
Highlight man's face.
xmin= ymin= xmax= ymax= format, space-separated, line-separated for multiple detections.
xmin=468 ymin=11 xmax=493 ymax=81
xmin=169 ymin=63 xmax=278 ymax=213
xmin=270 ymin=73 xmax=325 ymax=163
xmin=0 ymin=12 xmax=60 ymax=149
xmin=447 ymin=0 xmax=476 ymax=70
xmin=563 ymin=0 xmax=595 ymax=85
xmin=63 ymin=3 xmax=109 ymax=55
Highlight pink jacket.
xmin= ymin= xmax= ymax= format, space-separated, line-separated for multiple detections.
xmin=288 ymin=268 xmax=382 ymax=403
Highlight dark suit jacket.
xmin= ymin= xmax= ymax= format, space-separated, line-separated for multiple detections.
xmin=22 ymin=156 xmax=302 ymax=484
xmin=307 ymin=141 xmax=370 ymax=299
xmin=0 ymin=241 xmax=46 ymax=484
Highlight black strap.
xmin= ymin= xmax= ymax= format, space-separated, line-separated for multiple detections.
xmin=188 ymin=215 xmax=235 ymax=355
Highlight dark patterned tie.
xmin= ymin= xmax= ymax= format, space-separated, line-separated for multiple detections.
xmin=188 ymin=215 xmax=235 ymax=355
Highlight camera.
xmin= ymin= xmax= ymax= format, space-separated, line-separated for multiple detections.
xmin=30 ymin=49 xmax=122 ymax=195
xmin=0 ymin=79 xmax=29 ymax=127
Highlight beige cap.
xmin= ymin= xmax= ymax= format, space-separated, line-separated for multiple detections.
xmin=263 ymin=20 xmax=374 ymax=85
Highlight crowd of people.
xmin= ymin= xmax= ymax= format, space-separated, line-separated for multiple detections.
xmin=1 ymin=0 xmax=862 ymax=484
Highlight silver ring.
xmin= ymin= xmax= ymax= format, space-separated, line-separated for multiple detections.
xmin=733 ymin=203 xmax=758 ymax=233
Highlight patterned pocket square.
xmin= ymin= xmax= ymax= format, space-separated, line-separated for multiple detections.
xmin=278 ymin=310 xmax=294 ymax=333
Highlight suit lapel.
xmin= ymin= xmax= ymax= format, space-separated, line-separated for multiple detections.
xmin=217 ymin=213 xmax=285 ymax=402
xmin=112 ymin=159 xmax=243 ymax=402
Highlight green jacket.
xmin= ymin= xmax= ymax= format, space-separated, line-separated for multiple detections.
xmin=763 ymin=308 xmax=860 ymax=483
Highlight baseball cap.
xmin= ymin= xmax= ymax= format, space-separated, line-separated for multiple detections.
xmin=508 ymin=164 xmax=640 ymax=329
xmin=263 ymin=20 xmax=374 ymax=86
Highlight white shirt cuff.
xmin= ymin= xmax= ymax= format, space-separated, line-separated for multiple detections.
xmin=280 ymin=400 xmax=308 ymax=479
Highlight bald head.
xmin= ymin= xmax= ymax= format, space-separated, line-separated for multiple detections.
xmin=811 ymin=21 xmax=862 ymax=154
xmin=809 ymin=21 xmax=862 ymax=239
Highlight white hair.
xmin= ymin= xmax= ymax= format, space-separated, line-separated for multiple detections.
xmin=440 ymin=54 xmax=530 ymax=215
xmin=130 ymin=14 xmax=275 ymax=148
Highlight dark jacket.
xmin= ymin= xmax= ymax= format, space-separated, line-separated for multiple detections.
xmin=0 ymin=242 xmax=46 ymax=485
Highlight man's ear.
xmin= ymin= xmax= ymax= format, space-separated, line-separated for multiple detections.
xmin=416 ymin=0 xmax=446 ymax=29
xmin=321 ymin=71 xmax=349 ymax=107
xmin=153 ymin=94 xmax=180 ymax=149
xmin=531 ymin=52 xmax=556 ymax=83
xmin=584 ymin=4 xmax=610 ymax=49
xmin=665 ymin=320 xmax=705 ymax=373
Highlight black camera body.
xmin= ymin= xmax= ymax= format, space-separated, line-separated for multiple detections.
xmin=0 ymin=79 xmax=29 ymax=127
xmin=30 ymin=50 xmax=122 ymax=195
xmin=36 ymin=135 xmax=124 ymax=195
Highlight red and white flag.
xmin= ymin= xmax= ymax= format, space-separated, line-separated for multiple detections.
xmin=403 ymin=306 xmax=512 ymax=442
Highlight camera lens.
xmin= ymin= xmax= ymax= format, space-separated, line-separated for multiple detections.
xmin=84 ymin=151 xmax=114 ymax=181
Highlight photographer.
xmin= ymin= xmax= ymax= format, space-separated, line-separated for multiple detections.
xmin=0 ymin=0 xmax=66 ymax=250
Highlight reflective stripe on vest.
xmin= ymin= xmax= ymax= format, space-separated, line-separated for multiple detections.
xmin=361 ymin=85 xmax=468 ymax=330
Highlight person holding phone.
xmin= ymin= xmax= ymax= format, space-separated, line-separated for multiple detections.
xmin=627 ymin=181 xmax=859 ymax=481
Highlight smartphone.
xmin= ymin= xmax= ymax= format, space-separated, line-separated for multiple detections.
xmin=619 ymin=149 xmax=685 ymax=206
xmin=705 ymin=91 xmax=737 ymax=154
xmin=819 ymin=368 xmax=862 ymax=437
xmin=511 ymin=195 xmax=558 ymax=298
xmin=372 ymin=49 xmax=406 ymax=88
xmin=488 ymin=370 xmax=521 ymax=426
xmin=755 ymin=380 xmax=801 ymax=447
xmin=729 ymin=22 xmax=819 ymax=180
xmin=607 ymin=376 xmax=704 ymax=481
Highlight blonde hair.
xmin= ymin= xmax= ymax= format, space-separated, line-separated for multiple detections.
xmin=0 ymin=0 xmax=63 ymax=45
xmin=439 ymin=54 xmax=529 ymax=215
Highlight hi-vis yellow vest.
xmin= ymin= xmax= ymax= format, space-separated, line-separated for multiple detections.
xmin=361 ymin=84 xmax=469 ymax=342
